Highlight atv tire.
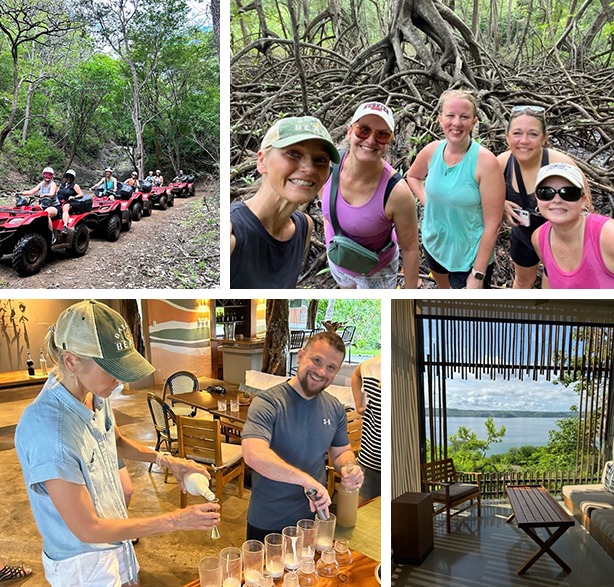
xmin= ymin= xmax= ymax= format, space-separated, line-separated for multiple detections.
xmin=131 ymin=201 xmax=143 ymax=221
xmin=181 ymin=187 xmax=188 ymax=198
xmin=106 ymin=214 xmax=121 ymax=242
xmin=168 ymin=193 xmax=174 ymax=207
xmin=12 ymin=233 xmax=48 ymax=276
xmin=68 ymin=223 xmax=90 ymax=258
xmin=143 ymin=200 xmax=152 ymax=217
xmin=188 ymin=185 xmax=195 ymax=197
xmin=122 ymin=211 xmax=132 ymax=232
xmin=158 ymin=194 xmax=168 ymax=210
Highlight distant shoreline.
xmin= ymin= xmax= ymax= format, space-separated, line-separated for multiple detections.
xmin=429 ymin=409 xmax=575 ymax=419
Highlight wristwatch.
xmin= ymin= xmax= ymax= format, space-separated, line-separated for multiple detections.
xmin=471 ymin=268 xmax=485 ymax=280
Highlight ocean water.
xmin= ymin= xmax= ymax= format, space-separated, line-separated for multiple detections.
xmin=443 ymin=416 xmax=569 ymax=455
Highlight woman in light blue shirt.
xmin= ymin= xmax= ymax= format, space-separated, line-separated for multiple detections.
xmin=15 ymin=300 xmax=220 ymax=587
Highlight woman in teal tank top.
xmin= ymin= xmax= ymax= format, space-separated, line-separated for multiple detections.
xmin=407 ymin=90 xmax=505 ymax=289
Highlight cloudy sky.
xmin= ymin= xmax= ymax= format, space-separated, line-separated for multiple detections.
xmin=441 ymin=371 xmax=579 ymax=412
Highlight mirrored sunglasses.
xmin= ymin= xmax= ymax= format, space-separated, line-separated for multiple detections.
xmin=352 ymin=123 xmax=393 ymax=145
xmin=535 ymin=186 xmax=583 ymax=202
xmin=43 ymin=172 xmax=53 ymax=178
xmin=512 ymin=105 xmax=545 ymax=114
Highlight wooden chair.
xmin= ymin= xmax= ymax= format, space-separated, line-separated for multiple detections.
xmin=327 ymin=410 xmax=363 ymax=496
xmin=288 ymin=330 xmax=306 ymax=375
xmin=162 ymin=371 xmax=199 ymax=417
xmin=146 ymin=393 xmax=178 ymax=482
xmin=177 ymin=415 xmax=245 ymax=507
xmin=421 ymin=458 xmax=481 ymax=533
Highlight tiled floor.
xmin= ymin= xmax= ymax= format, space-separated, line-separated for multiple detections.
xmin=0 ymin=383 xmax=249 ymax=586
xmin=392 ymin=502 xmax=614 ymax=587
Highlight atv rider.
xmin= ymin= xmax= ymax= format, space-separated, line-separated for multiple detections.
xmin=147 ymin=171 xmax=154 ymax=183
xmin=58 ymin=170 xmax=86 ymax=235
xmin=125 ymin=171 xmax=139 ymax=187
xmin=20 ymin=166 xmax=60 ymax=236
xmin=153 ymin=170 xmax=164 ymax=186
xmin=91 ymin=167 xmax=118 ymax=199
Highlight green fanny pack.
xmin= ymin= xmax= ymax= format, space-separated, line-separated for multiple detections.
xmin=328 ymin=235 xmax=395 ymax=275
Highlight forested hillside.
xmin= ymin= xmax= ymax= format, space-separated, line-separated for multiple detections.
xmin=0 ymin=0 xmax=219 ymax=184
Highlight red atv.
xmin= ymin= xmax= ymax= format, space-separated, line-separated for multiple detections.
xmin=116 ymin=181 xmax=152 ymax=221
xmin=147 ymin=183 xmax=175 ymax=210
xmin=92 ymin=186 xmax=135 ymax=234
xmin=168 ymin=175 xmax=195 ymax=198
xmin=132 ymin=181 xmax=154 ymax=217
xmin=0 ymin=195 xmax=90 ymax=276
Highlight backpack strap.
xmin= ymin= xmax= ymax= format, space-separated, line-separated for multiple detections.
xmin=328 ymin=152 xmax=344 ymax=237
xmin=384 ymin=171 xmax=402 ymax=209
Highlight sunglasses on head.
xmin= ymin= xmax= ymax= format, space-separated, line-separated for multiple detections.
xmin=352 ymin=123 xmax=393 ymax=145
xmin=535 ymin=185 xmax=583 ymax=202
xmin=512 ymin=105 xmax=545 ymax=114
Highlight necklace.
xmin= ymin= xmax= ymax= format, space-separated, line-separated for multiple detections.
xmin=444 ymin=145 xmax=469 ymax=175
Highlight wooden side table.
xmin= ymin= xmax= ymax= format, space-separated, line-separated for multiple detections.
xmin=392 ymin=491 xmax=434 ymax=564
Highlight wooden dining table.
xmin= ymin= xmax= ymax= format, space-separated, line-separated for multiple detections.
xmin=172 ymin=378 xmax=249 ymax=423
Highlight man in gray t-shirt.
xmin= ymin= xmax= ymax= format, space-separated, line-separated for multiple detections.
xmin=241 ymin=332 xmax=364 ymax=541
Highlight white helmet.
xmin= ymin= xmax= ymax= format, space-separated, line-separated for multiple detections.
xmin=65 ymin=169 xmax=76 ymax=178
xmin=43 ymin=167 xmax=54 ymax=175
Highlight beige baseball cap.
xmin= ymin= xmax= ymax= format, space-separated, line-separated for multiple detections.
xmin=536 ymin=163 xmax=584 ymax=190
xmin=54 ymin=300 xmax=154 ymax=382
xmin=261 ymin=116 xmax=340 ymax=164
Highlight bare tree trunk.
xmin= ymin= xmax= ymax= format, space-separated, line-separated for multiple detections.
xmin=307 ymin=299 xmax=319 ymax=330
xmin=261 ymin=299 xmax=289 ymax=375
xmin=287 ymin=0 xmax=309 ymax=114
xmin=471 ymin=0 xmax=480 ymax=37
xmin=324 ymin=299 xmax=336 ymax=322
xmin=120 ymin=299 xmax=146 ymax=357
xmin=211 ymin=0 xmax=220 ymax=58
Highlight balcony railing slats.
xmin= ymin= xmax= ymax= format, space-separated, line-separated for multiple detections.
xmin=458 ymin=470 xmax=601 ymax=499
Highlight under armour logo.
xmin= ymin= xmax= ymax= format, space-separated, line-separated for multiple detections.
xmin=323 ymin=418 xmax=331 ymax=426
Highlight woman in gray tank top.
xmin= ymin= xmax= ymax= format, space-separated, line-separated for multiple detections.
xmin=20 ymin=166 xmax=60 ymax=235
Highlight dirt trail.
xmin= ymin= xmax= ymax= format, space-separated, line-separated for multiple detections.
xmin=0 ymin=188 xmax=220 ymax=289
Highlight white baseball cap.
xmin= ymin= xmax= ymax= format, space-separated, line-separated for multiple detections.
xmin=350 ymin=102 xmax=394 ymax=132
xmin=536 ymin=163 xmax=584 ymax=190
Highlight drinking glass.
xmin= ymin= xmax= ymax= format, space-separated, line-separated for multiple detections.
xmin=316 ymin=549 xmax=339 ymax=577
xmin=217 ymin=399 xmax=227 ymax=412
xmin=219 ymin=547 xmax=241 ymax=587
xmin=264 ymin=533 xmax=284 ymax=579
xmin=297 ymin=519 xmax=317 ymax=559
xmin=334 ymin=537 xmax=353 ymax=567
xmin=242 ymin=539 xmax=264 ymax=586
xmin=198 ymin=556 xmax=221 ymax=587
xmin=315 ymin=512 xmax=336 ymax=552
xmin=229 ymin=397 xmax=240 ymax=412
xmin=282 ymin=526 xmax=304 ymax=571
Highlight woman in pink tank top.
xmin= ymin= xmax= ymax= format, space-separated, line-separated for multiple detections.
xmin=321 ymin=101 xmax=419 ymax=289
xmin=531 ymin=163 xmax=614 ymax=288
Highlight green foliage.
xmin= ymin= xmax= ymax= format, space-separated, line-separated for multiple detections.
xmin=314 ymin=299 xmax=381 ymax=354
xmin=0 ymin=1 xmax=219 ymax=179
xmin=9 ymin=134 xmax=64 ymax=178
xmin=447 ymin=417 xmax=506 ymax=472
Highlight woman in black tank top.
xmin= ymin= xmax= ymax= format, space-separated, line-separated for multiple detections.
xmin=58 ymin=170 xmax=85 ymax=233
xmin=497 ymin=107 xmax=587 ymax=289
xmin=230 ymin=116 xmax=340 ymax=288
